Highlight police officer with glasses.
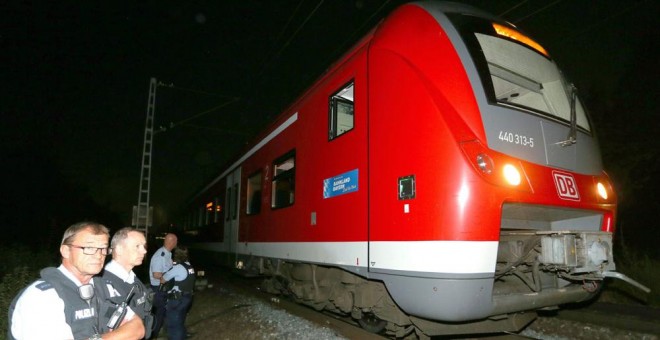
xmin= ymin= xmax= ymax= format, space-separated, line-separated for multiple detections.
xmin=9 ymin=221 xmax=144 ymax=340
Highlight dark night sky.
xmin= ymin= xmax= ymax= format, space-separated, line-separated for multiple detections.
xmin=1 ymin=1 xmax=658 ymax=247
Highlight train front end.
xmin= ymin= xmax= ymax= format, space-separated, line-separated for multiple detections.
xmin=366 ymin=2 xmax=648 ymax=335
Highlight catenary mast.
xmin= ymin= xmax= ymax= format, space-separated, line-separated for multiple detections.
xmin=133 ymin=77 xmax=157 ymax=238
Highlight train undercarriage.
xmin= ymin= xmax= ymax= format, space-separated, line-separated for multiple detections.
xmin=238 ymin=229 xmax=648 ymax=338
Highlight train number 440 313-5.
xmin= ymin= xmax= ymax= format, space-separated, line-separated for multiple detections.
xmin=498 ymin=130 xmax=535 ymax=148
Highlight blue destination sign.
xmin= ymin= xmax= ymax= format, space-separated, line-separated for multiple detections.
xmin=323 ymin=169 xmax=358 ymax=198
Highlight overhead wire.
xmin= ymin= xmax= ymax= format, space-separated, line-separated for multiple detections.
xmin=255 ymin=0 xmax=326 ymax=80
xmin=271 ymin=0 xmax=393 ymax=111
xmin=151 ymin=2 xmax=331 ymax=141
xmin=511 ymin=0 xmax=563 ymax=24
xmin=254 ymin=0 xmax=305 ymax=80
xmin=554 ymin=0 xmax=649 ymax=45
xmin=155 ymin=95 xmax=241 ymax=134
xmin=179 ymin=123 xmax=252 ymax=136
xmin=323 ymin=0 xmax=393 ymax=67
xmin=501 ymin=0 xmax=649 ymax=48
xmin=293 ymin=0 xmax=392 ymax=93
xmin=498 ymin=0 xmax=529 ymax=17
xmin=152 ymin=80 xmax=241 ymax=134
xmin=157 ymin=81 xmax=238 ymax=99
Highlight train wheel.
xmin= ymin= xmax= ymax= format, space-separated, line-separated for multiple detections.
xmin=357 ymin=313 xmax=387 ymax=333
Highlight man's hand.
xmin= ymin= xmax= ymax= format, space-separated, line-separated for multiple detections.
xmin=102 ymin=314 xmax=144 ymax=340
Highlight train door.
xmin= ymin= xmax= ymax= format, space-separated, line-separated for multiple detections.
xmin=224 ymin=167 xmax=241 ymax=266
xmin=367 ymin=40 xmax=418 ymax=274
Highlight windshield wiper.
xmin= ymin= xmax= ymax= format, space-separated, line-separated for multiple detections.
xmin=556 ymin=84 xmax=578 ymax=147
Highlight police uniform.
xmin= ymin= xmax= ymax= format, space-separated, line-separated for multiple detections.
xmin=162 ymin=261 xmax=195 ymax=340
xmin=149 ymin=246 xmax=173 ymax=338
xmin=10 ymin=265 xmax=106 ymax=339
xmin=100 ymin=260 xmax=154 ymax=338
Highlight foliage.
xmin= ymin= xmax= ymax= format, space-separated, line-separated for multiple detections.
xmin=600 ymin=243 xmax=660 ymax=307
xmin=585 ymin=29 xmax=660 ymax=259
xmin=0 ymin=245 xmax=58 ymax=337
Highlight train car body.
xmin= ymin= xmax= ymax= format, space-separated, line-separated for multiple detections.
xmin=181 ymin=2 xmax=645 ymax=337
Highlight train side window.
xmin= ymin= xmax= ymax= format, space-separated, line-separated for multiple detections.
xmin=232 ymin=183 xmax=238 ymax=220
xmin=329 ymin=81 xmax=354 ymax=140
xmin=225 ymin=187 xmax=231 ymax=222
xmin=272 ymin=150 xmax=295 ymax=209
xmin=204 ymin=201 xmax=213 ymax=225
xmin=247 ymin=171 xmax=262 ymax=215
xmin=198 ymin=206 xmax=204 ymax=226
xmin=213 ymin=197 xmax=221 ymax=222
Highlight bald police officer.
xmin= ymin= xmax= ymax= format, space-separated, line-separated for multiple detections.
xmin=148 ymin=233 xmax=177 ymax=338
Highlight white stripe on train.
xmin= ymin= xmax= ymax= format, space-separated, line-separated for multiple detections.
xmin=195 ymin=240 xmax=497 ymax=274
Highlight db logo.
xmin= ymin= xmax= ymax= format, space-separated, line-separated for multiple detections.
xmin=553 ymin=171 xmax=580 ymax=201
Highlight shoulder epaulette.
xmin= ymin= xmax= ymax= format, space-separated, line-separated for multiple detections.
xmin=35 ymin=281 xmax=53 ymax=291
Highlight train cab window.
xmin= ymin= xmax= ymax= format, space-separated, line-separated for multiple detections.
xmin=475 ymin=32 xmax=589 ymax=131
xmin=272 ymin=151 xmax=295 ymax=209
xmin=450 ymin=15 xmax=590 ymax=132
xmin=329 ymin=81 xmax=354 ymax=140
xmin=247 ymin=171 xmax=262 ymax=215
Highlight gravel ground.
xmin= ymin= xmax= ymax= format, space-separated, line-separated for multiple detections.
xmin=183 ymin=277 xmax=658 ymax=340
xmin=521 ymin=316 xmax=658 ymax=340
xmin=185 ymin=285 xmax=348 ymax=340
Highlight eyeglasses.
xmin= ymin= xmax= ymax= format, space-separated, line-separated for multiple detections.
xmin=67 ymin=244 xmax=112 ymax=255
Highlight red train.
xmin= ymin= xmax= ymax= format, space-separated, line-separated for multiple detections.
xmin=181 ymin=2 xmax=648 ymax=337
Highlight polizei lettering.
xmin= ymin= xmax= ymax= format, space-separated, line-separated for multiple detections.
xmin=74 ymin=307 xmax=96 ymax=320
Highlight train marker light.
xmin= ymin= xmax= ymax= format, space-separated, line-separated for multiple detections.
xmin=503 ymin=164 xmax=521 ymax=186
xmin=476 ymin=154 xmax=493 ymax=174
xmin=603 ymin=212 xmax=614 ymax=232
xmin=492 ymin=23 xmax=549 ymax=57
xmin=596 ymin=182 xmax=608 ymax=200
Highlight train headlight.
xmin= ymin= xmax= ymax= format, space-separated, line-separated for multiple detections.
xmin=503 ymin=164 xmax=521 ymax=186
xmin=596 ymin=182 xmax=608 ymax=200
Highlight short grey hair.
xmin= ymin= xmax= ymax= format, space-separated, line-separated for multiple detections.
xmin=110 ymin=227 xmax=144 ymax=249
xmin=61 ymin=221 xmax=110 ymax=245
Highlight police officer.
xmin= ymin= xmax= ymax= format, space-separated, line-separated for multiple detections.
xmin=148 ymin=233 xmax=177 ymax=338
xmin=100 ymin=227 xmax=154 ymax=338
xmin=9 ymin=221 xmax=144 ymax=340
xmin=161 ymin=246 xmax=196 ymax=340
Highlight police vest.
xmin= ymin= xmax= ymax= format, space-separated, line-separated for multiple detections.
xmin=8 ymin=267 xmax=108 ymax=340
xmin=99 ymin=270 xmax=154 ymax=338
xmin=174 ymin=262 xmax=196 ymax=294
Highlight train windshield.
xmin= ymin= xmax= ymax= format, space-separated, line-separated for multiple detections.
xmin=452 ymin=16 xmax=591 ymax=132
